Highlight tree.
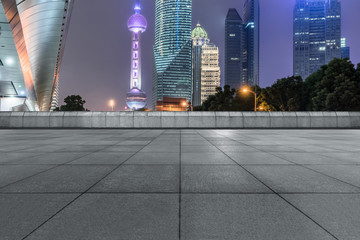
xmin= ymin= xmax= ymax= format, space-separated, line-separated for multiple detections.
xmin=310 ymin=58 xmax=360 ymax=111
xmin=260 ymin=76 xmax=304 ymax=111
xmin=197 ymin=86 xmax=236 ymax=111
xmin=303 ymin=65 xmax=327 ymax=110
xmin=55 ymin=95 xmax=88 ymax=111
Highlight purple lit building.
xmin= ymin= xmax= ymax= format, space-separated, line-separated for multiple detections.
xmin=126 ymin=0 xmax=147 ymax=110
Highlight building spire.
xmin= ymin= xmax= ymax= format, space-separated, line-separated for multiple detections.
xmin=134 ymin=0 xmax=141 ymax=13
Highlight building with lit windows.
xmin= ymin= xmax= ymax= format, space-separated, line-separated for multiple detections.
xmin=156 ymin=97 xmax=188 ymax=112
xmin=200 ymin=44 xmax=221 ymax=104
xmin=341 ymin=38 xmax=350 ymax=59
xmin=225 ymin=8 xmax=243 ymax=90
xmin=126 ymin=0 xmax=147 ymax=110
xmin=191 ymin=24 xmax=220 ymax=106
xmin=294 ymin=0 xmax=341 ymax=80
xmin=225 ymin=2 xmax=259 ymax=90
xmin=243 ymin=0 xmax=260 ymax=86
xmin=152 ymin=0 xmax=192 ymax=110
xmin=0 ymin=0 xmax=74 ymax=111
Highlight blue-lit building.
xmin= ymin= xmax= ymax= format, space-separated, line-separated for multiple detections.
xmin=341 ymin=38 xmax=350 ymax=59
xmin=243 ymin=0 xmax=260 ymax=86
xmin=152 ymin=0 xmax=192 ymax=110
xmin=225 ymin=8 xmax=243 ymax=90
xmin=294 ymin=0 xmax=341 ymax=80
xmin=225 ymin=1 xmax=260 ymax=90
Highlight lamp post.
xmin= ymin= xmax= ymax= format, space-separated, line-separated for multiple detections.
xmin=242 ymin=87 xmax=257 ymax=112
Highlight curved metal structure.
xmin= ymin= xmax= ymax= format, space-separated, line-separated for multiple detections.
xmin=0 ymin=0 xmax=74 ymax=111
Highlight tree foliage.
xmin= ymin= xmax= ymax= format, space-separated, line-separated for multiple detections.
xmin=260 ymin=76 xmax=303 ymax=111
xmin=310 ymin=59 xmax=360 ymax=111
xmin=196 ymin=58 xmax=360 ymax=112
xmin=55 ymin=95 xmax=88 ymax=111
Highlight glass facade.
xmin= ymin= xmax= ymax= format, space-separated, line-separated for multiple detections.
xmin=152 ymin=0 xmax=192 ymax=110
xmin=225 ymin=1 xmax=260 ymax=91
xmin=294 ymin=0 xmax=341 ymax=80
xmin=243 ymin=0 xmax=260 ymax=87
xmin=341 ymin=38 xmax=350 ymax=59
xmin=225 ymin=8 xmax=243 ymax=90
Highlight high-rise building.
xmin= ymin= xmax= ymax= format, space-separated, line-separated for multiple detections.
xmin=294 ymin=0 xmax=341 ymax=80
xmin=200 ymin=44 xmax=221 ymax=104
xmin=152 ymin=0 xmax=192 ymax=110
xmin=0 ymin=0 xmax=74 ymax=111
xmin=341 ymin=38 xmax=350 ymax=59
xmin=191 ymin=24 xmax=220 ymax=106
xmin=243 ymin=0 xmax=260 ymax=86
xmin=225 ymin=8 xmax=243 ymax=90
xmin=126 ymin=0 xmax=147 ymax=110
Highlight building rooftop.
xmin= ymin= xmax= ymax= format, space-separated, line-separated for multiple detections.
xmin=191 ymin=23 xmax=208 ymax=39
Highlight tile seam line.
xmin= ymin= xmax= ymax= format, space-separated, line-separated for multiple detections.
xmin=21 ymin=129 xmax=164 ymax=240
xmin=214 ymin=131 xmax=360 ymax=191
xmin=179 ymin=129 xmax=182 ymax=240
xmin=2 ymin=192 xmax=360 ymax=195
xmin=0 ymin=132 xmax=150 ymax=190
xmin=195 ymin=130 xmax=339 ymax=240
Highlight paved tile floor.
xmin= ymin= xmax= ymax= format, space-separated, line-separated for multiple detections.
xmin=0 ymin=129 xmax=360 ymax=240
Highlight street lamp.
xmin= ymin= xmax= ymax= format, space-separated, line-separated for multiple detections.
xmin=242 ymin=87 xmax=257 ymax=112
xmin=109 ymin=99 xmax=115 ymax=111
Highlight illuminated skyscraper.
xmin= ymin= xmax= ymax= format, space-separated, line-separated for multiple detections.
xmin=243 ymin=0 xmax=260 ymax=86
xmin=225 ymin=8 xmax=243 ymax=90
xmin=126 ymin=0 xmax=147 ymax=110
xmin=225 ymin=2 xmax=259 ymax=90
xmin=152 ymin=0 xmax=192 ymax=110
xmin=294 ymin=0 xmax=341 ymax=79
xmin=192 ymin=24 xmax=220 ymax=106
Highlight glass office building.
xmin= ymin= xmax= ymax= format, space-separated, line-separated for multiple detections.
xmin=294 ymin=0 xmax=341 ymax=80
xmin=152 ymin=0 xmax=192 ymax=110
xmin=243 ymin=0 xmax=260 ymax=87
xmin=225 ymin=8 xmax=243 ymax=90
xmin=341 ymin=38 xmax=350 ymax=59
xmin=225 ymin=1 xmax=260 ymax=90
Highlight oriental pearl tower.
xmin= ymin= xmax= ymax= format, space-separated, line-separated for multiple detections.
xmin=126 ymin=0 xmax=147 ymax=110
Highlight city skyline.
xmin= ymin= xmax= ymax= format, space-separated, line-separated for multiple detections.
xmin=58 ymin=0 xmax=360 ymax=111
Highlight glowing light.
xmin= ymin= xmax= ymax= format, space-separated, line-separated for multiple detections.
xmin=109 ymin=99 xmax=115 ymax=111
xmin=20 ymin=91 xmax=25 ymax=95
xmin=5 ymin=57 xmax=15 ymax=65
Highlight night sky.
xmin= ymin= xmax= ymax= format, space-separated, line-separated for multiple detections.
xmin=59 ymin=0 xmax=360 ymax=111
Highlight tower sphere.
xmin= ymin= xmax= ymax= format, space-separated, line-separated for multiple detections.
xmin=126 ymin=87 xmax=147 ymax=110
xmin=127 ymin=13 xmax=147 ymax=33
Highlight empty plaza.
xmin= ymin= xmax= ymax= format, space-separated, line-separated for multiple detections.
xmin=1 ymin=129 xmax=360 ymax=239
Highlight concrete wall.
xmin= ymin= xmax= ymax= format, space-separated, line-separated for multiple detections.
xmin=0 ymin=112 xmax=359 ymax=129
